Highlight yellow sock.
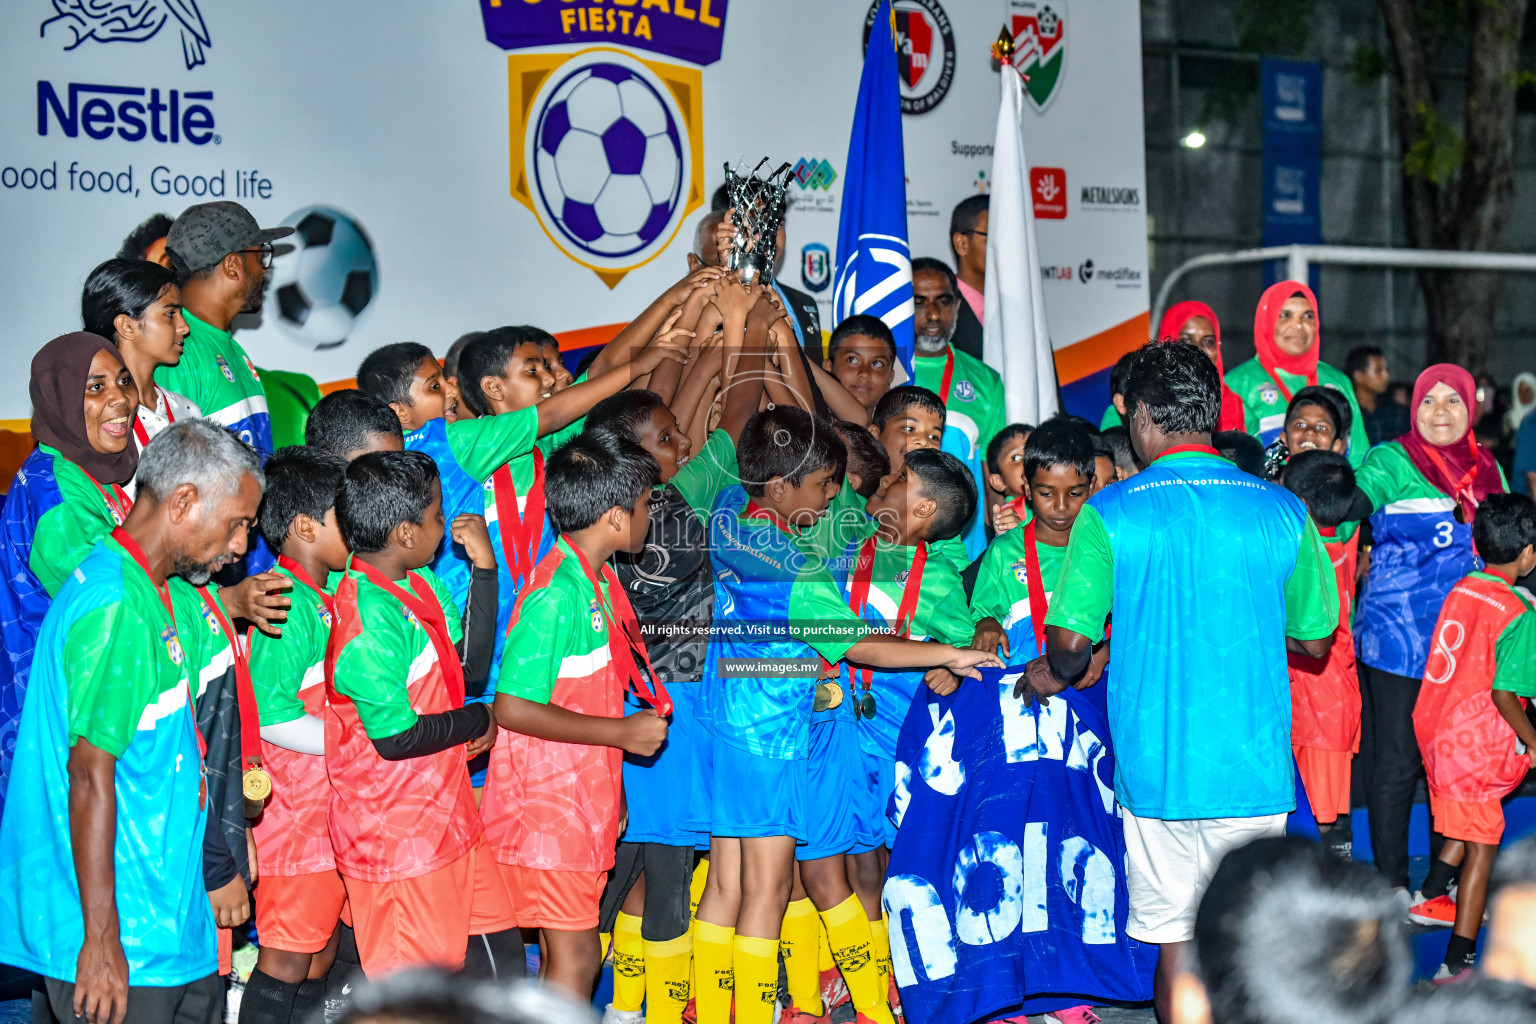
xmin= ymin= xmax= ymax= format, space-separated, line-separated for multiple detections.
xmin=692 ymin=919 xmax=735 ymax=1024
xmin=818 ymin=917 xmax=834 ymax=972
xmin=643 ymin=932 xmax=693 ymax=1024
xmin=822 ymin=894 xmax=894 ymax=1024
xmin=610 ymin=911 xmax=645 ymax=1013
xmin=689 ymin=857 xmax=709 ymax=921
xmin=732 ymin=934 xmax=779 ymax=1024
xmin=870 ymin=913 xmax=893 ymax=985
xmin=780 ymin=898 xmax=823 ymax=1014
xmin=599 ymin=931 xmax=612 ymax=961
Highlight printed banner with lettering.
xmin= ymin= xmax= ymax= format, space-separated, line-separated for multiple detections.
xmin=885 ymin=670 xmax=1156 ymax=1022
xmin=1260 ymin=57 xmax=1323 ymax=290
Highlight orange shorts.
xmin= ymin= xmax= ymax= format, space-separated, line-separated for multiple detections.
xmin=255 ymin=870 xmax=348 ymax=954
xmin=344 ymin=838 xmax=518 ymax=978
xmin=1431 ymin=795 xmax=1505 ymax=846
xmin=497 ymin=863 xmax=604 ymax=931
xmin=1294 ymin=746 xmax=1352 ymax=823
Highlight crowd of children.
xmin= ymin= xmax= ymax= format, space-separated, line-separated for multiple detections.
xmin=0 ymin=196 xmax=1533 ymax=1024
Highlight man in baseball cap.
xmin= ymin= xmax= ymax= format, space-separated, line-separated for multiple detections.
xmin=159 ymin=201 xmax=292 ymax=462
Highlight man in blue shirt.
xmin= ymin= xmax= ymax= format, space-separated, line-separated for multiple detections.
xmin=0 ymin=421 xmax=264 ymax=1024
xmin=1020 ymin=343 xmax=1338 ymax=1023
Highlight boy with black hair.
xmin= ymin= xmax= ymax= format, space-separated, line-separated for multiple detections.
xmin=326 ymin=450 xmax=520 ymax=980
xmin=823 ymin=315 xmax=897 ymax=415
xmin=834 ymin=419 xmax=891 ymax=498
xmin=304 ymin=389 xmax=403 ymax=460
xmin=1171 ymin=836 xmax=1410 ymax=1024
xmin=868 ymin=385 xmax=946 ymax=472
xmin=1099 ymin=351 xmax=1137 ymax=430
xmin=1282 ymin=449 xmax=1368 ymax=854
xmin=483 ymin=431 xmax=671 ymax=1000
xmin=442 ymin=331 xmax=485 ymax=424
xmin=1102 ymin=425 xmax=1140 ymax=480
xmin=690 ymin=405 xmax=999 ymax=1024
xmin=985 ymin=423 xmax=1032 ymax=501
xmin=1213 ymin=429 xmax=1267 ymax=478
xmin=1089 ymin=432 xmax=1117 ymax=492
xmin=242 ymin=447 xmax=350 ymax=1024
xmin=830 ymin=448 xmax=986 ymax=1020
xmin=1408 ymin=492 xmax=1536 ymax=977
xmin=1266 ymin=385 xmax=1353 ymax=480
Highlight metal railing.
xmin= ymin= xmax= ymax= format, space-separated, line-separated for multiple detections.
xmin=1150 ymin=243 xmax=1536 ymax=337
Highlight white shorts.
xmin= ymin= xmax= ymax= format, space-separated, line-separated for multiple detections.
xmin=1122 ymin=808 xmax=1288 ymax=944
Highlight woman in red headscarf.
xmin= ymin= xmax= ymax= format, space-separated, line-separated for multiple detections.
xmin=1353 ymin=363 xmax=1507 ymax=893
xmin=1225 ymin=281 xmax=1370 ymax=466
xmin=1156 ymin=300 xmax=1246 ymax=431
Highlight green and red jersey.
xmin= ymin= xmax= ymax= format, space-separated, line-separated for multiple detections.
xmin=971 ymin=507 xmax=1070 ymax=667
xmin=1289 ymin=529 xmax=1362 ymax=754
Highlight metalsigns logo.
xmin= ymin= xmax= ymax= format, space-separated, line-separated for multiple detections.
xmin=801 ymin=242 xmax=830 ymax=293
xmin=1030 ymin=167 xmax=1066 ymax=219
xmin=1009 ymin=0 xmax=1066 ymax=111
xmin=863 ymin=0 xmax=956 ymax=115
xmin=41 ymin=0 xmax=212 ymax=70
xmin=792 ymin=158 xmax=837 ymax=190
xmin=508 ymin=48 xmax=704 ymax=288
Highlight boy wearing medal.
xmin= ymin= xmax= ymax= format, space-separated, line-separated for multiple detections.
xmin=690 ymin=405 xmax=999 ymax=1024
xmin=0 ymin=419 xmax=263 ymax=1024
xmin=483 ymin=432 xmax=672 ymax=1000
xmin=326 ymin=451 xmax=520 ymax=979
xmin=239 ymin=447 xmax=351 ymax=1024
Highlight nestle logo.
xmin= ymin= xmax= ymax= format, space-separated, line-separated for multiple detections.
xmin=37 ymin=82 xmax=217 ymax=144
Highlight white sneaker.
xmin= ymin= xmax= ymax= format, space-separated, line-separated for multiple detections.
xmin=602 ymin=1005 xmax=647 ymax=1024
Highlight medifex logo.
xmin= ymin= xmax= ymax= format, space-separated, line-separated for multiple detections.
xmin=38 ymin=83 xmax=217 ymax=144
xmin=792 ymin=158 xmax=837 ymax=190
xmin=41 ymin=0 xmax=212 ymax=71
xmin=1030 ymin=167 xmax=1066 ymax=219
xmin=863 ymin=0 xmax=956 ymax=115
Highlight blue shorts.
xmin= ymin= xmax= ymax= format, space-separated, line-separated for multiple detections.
xmin=854 ymin=750 xmax=895 ymax=851
xmin=624 ymin=681 xmax=711 ymax=847
xmin=799 ymin=719 xmax=878 ymax=861
xmin=708 ymin=738 xmax=806 ymax=841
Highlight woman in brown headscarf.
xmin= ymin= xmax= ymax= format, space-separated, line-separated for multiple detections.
xmin=0 ymin=333 xmax=138 ymax=811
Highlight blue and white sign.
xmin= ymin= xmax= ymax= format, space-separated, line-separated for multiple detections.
xmin=885 ymin=669 xmax=1156 ymax=1023
xmin=1260 ymin=58 xmax=1322 ymax=290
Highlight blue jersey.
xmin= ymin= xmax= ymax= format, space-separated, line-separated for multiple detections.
xmin=404 ymin=418 xmax=485 ymax=611
xmin=0 ymin=540 xmax=215 ymax=986
xmin=1046 ymin=450 xmax=1338 ymax=820
xmin=700 ymin=487 xmax=870 ymax=761
xmin=1354 ymin=442 xmax=1488 ymax=678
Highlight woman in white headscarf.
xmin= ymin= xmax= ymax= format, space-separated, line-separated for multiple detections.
xmin=1504 ymin=372 xmax=1536 ymax=434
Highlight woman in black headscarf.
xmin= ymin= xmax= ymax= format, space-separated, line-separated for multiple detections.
xmin=0 ymin=333 xmax=138 ymax=812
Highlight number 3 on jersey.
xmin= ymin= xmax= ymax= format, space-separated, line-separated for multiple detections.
xmin=1433 ymin=520 xmax=1455 ymax=549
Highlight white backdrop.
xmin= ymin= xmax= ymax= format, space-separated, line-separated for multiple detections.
xmin=0 ymin=0 xmax=1147 ymax=419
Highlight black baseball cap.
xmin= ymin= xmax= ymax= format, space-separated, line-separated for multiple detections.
xmin=165 ymin=201 xmax=293 ymax=275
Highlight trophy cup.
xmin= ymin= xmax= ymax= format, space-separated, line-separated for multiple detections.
xmin=722 ymin=159 xmax=793 ymax=285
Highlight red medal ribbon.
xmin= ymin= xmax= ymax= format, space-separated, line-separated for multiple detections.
xmin=195 ymin=586 xmax=263 ymax=773
xmin=846 ymin=537 xmax=928 ymax=694
xmin=938 ymin=348 xmax=955 ymax=404
xmin=1022 ymin=519 xmax=1049 ymax=653
xmin=80 ymin=467 xmax=133 ymax=526
xmin=111 ymin=527 xmax=208 ymax=806
xmin=130 ymin=386 xmax=175 ymax=449
xmin=1155 ymin=443 xmax=1222 ymax=462
xmin=350 ymin=557 xmax=467 ymax=706
xmin=1008 ymin=495 xmax=1029 ymax=520
xmin=277 ymin=555 xmax=335 ymax=616
xmin=1419 ymin=434 xmax=1483 ymax=515
xmin=490 ymin=449 xmax=546 ymax=589
xmin=565 ymin=541 xmax=673 ymax=717
xmin=744 ymin=499 xmax=796 ymax=535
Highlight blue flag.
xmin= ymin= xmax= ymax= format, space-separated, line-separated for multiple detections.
xmin=885 ymin=669 xmax=1157 ymax=1023
xmin=833 ymin=0 xmax=914 ymax=375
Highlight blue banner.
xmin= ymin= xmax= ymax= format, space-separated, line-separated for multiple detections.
xmin=832 ymin=0 xmax=915 ymax=376
xmin=885 ymin=669 xmax=1156 ymax=1023
xmin=1261 ymin=58 xmax=1323 ymax=290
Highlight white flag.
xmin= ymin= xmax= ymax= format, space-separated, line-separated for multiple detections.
xmin=983 ymin=65 xmax=1058 ymax=424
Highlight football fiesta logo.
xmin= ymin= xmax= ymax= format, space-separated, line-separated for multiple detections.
xmin=508 ymin=48 xmax=704 ymax=288
xmin=1010 ymin=0 xmax=1066 ymax=111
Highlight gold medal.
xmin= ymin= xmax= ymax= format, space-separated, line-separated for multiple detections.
xmin=242 ymin=766 xmax=273 ymax=802
xmin=814 ymin=681 xmax=844 ymax=712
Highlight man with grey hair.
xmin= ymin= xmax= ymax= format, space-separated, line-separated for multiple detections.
xmin=0 ymin=418 xmax=262 ymax=1024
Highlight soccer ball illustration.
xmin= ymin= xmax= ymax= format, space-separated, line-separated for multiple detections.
xmin=268 ymin=206 xmax=377 ymax=349
xmin=531 ymin=61 xmax=685 ymax=260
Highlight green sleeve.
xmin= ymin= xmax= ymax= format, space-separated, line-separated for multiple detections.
xmin=788 ymin=568 xmax=873 ymax=663
xmin=671 ymin=429 xmax=740 ymax=522
xmin=916 ymin=565 xmax=977 ymax=645
xmin=1284 ymin=517 xmax=1340 ymax=640
xmin=445 ymin=407 xmax=539 ymax=482
xmin=496 ymin=579 xmax=573 ymax=704
xmin=930 ymin=532 xmax=971 ymax=574
xmin=66 ymin=602 xmax=164 ymax=758
xmin=1492 ymin=609 xmax=1536 ymax=697
xmin=247 ymin=584 xmax=322 ymax=727
xmin=1042 ymin=504 xmax=1114 ymax=643
xmin=1354 ymin=443 xmax=1408 ymax=512
xmin=332 ymin=602 xmax=418 ymax=739
xmin=30 ymin=481 xmax=116 ymax=598
xmin=1099 ymin=405 xmax=1123 ymax=430
xmin=535 ymin=371 xmax=591 ymax=456
xmin=970 ymin=537 xmax=1014 ymax=623
xmin=420 ymin=567 xmax=464 ymax=644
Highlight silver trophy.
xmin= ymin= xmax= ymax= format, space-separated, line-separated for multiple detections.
xmin=723 ymin=159 xmax=793 ymax=285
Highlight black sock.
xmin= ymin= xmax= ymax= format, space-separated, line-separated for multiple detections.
xmin=238 ymin=969 xmax=300 ymax=1024
xmin=325 ymin=927 xmax=362 ymax=1015
xmin=291 ymin=979 xmax=325 ymax=1024
xmin=1444 ymin=933 xmax=1477 ymax=969
xmin=1422 ymin=859 xmax=1457 ymax=899
xmin=464 ymin=928 xmax=527 ymax=980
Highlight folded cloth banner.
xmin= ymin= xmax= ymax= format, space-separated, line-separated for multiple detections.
xmin=885 ymin=668 xmax=1156 ymax=1023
